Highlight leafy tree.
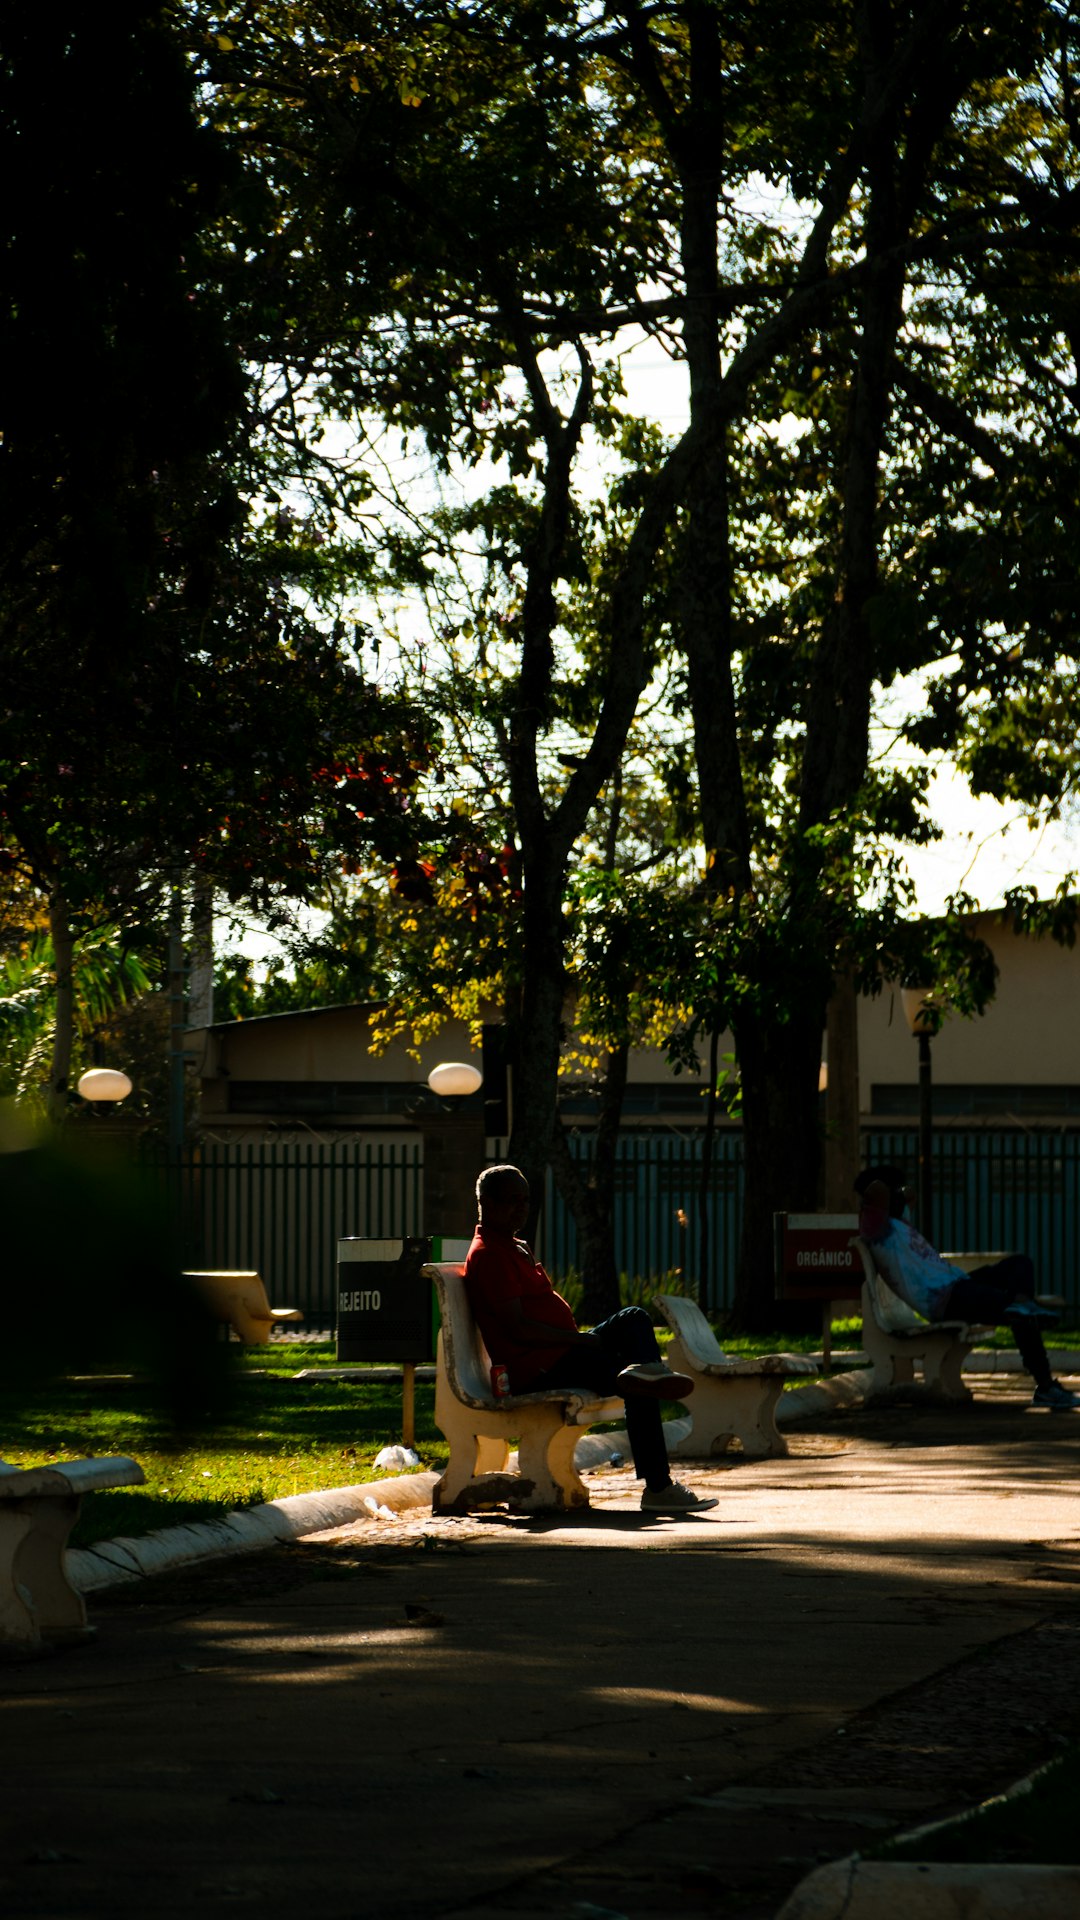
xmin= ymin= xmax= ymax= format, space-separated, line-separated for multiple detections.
xmin=185 ymin=0 xmax=1080 ymax=1326
xmin=0 ymin=0 xmax=435 ymax=1120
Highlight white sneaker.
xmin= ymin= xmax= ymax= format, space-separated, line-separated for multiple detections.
xmin=640 ymin=1480 xmax=719 ymax=1514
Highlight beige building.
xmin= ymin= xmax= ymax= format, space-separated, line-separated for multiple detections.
xmin=187 ymin=908 xmax=1080 ymax=1138
xmin=856 ymin=909 xmax=1080 ymax=1122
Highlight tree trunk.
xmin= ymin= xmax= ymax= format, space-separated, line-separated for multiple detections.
xmin=46 ymin=885 xmax=75 ymax=1125
xmin=823 ymin=970 xmax=861 ymax=1210
xmin=732 ymin=997 xmax=827 ymax=1331
xmin=507 ymin=857 xmax=568 ymax=1241
xmin=549 ymin=1038 xmax=629 ymax=1323
xmin=188 ymin=873 xmax=215 ymax=1029
xmin=697 ymin=1021 xmax=721 ymax=1299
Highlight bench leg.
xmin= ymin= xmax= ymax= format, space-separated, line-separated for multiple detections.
xmin=513 ymin=1415 xmax=590 ymax=1513
xmin=0 ymin=1507 xmax=42 ymax=1651
xmin=922 ymin=1340 xmax=973 ymax=1402
xmin=432 ymin=1366 xmax=514 ymax=1513
xmin=0 ymin=1496 xmax=89 ymax=1652
xmin=432 ymin=1428 xmax=512 ymax=1514
xmin=432 ymin=1402 xmax=589 ymax=1516
xmin=17 ymin=1495 xmax=89 ymax=1642
xmin=862 ymin=1323 xmax=917 ymax=1397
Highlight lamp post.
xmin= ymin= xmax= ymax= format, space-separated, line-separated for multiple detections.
xmin=901 ymin=987 xmax=938 ymax=1242
xmin=387 ymin=1060 xmax=483 ymax=1450
xmin=421 ymin=1061 xmax=484 ymax=1234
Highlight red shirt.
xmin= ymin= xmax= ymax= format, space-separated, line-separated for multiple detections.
xmin=464 ymin=1225 xmax=578 ymax=1389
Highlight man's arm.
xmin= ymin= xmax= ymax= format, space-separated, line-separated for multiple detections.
xmin=491 ymin=1294 xmax=601 ymax=1351
xmin=465 ymin=1242 xmax=601 ymax=1352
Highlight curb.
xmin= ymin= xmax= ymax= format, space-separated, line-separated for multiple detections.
xmin=68 ymin=1369 xmax=872 ymax=1596
xmin=794 ymin=1349 xmax=1080 ymax=1374
xmin=777 ymin=1368 xmax=874 ymax=1419
xmin=775 ymin=1860 xmax=1080 ymax=1918
xmin=68 ymin=1470 xmax=439 ymax=1594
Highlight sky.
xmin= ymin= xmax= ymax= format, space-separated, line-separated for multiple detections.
xmin=619 ymin=341 xmax=1079 ymax=919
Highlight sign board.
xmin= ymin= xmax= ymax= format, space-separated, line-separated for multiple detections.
xmin=336 ymin=1237 xmax=432 ymax=1362
xmin=773 ymin=1213 xmax=862 ymax=1301
xmin=336 ymin=1235 xmax=474 ymax=1362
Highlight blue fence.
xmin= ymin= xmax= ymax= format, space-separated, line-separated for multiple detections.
xmin=148 ymin=1127 xmax=1080 ymax=1325
xmin=544 ymin=1127 xmax=1080 ymax=1317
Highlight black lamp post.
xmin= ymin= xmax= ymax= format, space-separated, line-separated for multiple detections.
xmin=901 ymin=987 xmax=938 ymax=1242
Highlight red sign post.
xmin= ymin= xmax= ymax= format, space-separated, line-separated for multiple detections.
xmin=773 ymin=1213 xmax=862 ymax=1368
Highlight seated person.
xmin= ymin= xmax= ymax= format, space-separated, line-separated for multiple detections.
xmin=855 ymin=1164 xmax=1078 ymax=1411
xmin=465 ymin=1163 xmax=718 ymax=1514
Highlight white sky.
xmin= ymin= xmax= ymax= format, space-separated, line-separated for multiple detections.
xmin=619 ymin=341 xmax=1079 ymax=917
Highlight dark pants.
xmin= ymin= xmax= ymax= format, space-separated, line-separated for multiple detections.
xmin=942 ymin=1255 xmax=1052 ymax=1388
xmin=523 ymin=1306 xmax=672 ymax=1490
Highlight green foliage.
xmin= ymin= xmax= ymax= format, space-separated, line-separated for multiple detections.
xmin=0 ymin=932 xmax=155 ymax=1112
xmin=7 ymin=1 xmax=1080 ymax=1313
xmin=0 ymin=1365 xmax=445 ymax=1548
xmin=557 ymin=1266 xmax=697 ymax=1324
xmin=0 ymin=1118 xmax=229 ymax=1424
xmin=874 ymin=1746 xmax=1080 ymax=1866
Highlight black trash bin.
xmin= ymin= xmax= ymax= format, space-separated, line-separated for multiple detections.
xmin=335 ymin=1237 xmax=437 ymax=1363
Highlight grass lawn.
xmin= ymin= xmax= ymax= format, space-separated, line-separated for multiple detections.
xmin=0 ymin=1347 xmax=449 ymax=1549
xmin=5 ymin=1311 xmax=1075 ymax=1554
xmin=872 ymin=1745 xmax=1080 ymax=1864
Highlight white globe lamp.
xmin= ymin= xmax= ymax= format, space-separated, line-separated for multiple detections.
xmin=426 ymin=1062 xmax=482 ymax=1100
xmin=77 ymin=1067 xmax=133 ymax=1104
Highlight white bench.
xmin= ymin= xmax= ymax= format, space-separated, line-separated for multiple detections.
xmin=426 ymin=1264 xmax=625 ymax=1515
xmin=851 ymin=1237 xmax=991 ymax=1401
xmin=183 ymin=1270 xmax=304 ymax=1344
xmin=0 ymin=1455 xmax=145 ymax=1654
xmin=654 ymin=1294 xmax=818 ymax=1457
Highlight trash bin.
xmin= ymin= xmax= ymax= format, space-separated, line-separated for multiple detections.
xmin=336 ymin=1237 xmax=433 ymax=1362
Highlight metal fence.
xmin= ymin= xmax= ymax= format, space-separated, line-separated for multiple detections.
xmin=541 ymin=1131 xmax=744 ymax=1312
xmin=144 ymin=1126 xmax=1080 ymax=1325
xmin=143 ymin=1140 xmax=423 ymax=1325
xmin=546 ymin=1127 xmax=1080 ymax=1315
xmin=865 ymin=1127 xmax=1080 ymax=1316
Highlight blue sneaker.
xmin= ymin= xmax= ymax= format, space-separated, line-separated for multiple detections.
xmin=1006 ymin=1299 xmax=1060 ymax=1326
xmin=1032 ymin=1382 xmax=1080 ymax=1411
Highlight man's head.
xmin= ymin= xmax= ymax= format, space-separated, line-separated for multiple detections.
xmin=476 ymin=1162 xmax=530 ymax=1233
xmin=854 ymin=1164 xmax=911 ymax=1217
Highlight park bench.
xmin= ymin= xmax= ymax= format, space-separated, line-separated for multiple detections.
xmin=425 ymin=1263 xmax=625 ymax=1515
xmin=851 ymin=1237 xmax=991 ymax=1401
xmin=0 ymin=1455 xmax=144 ymax=1654
xmin=183 ymin=1269 xmax=304 ymax=1345
xmin=654 ymin=1293 xmax=818 ymax=1457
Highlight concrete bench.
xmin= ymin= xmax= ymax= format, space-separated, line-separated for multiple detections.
xmin=184 ymin=1270 xmax=304 ymax=1345
xmin=425 ymin=1263 xmax=625 ymax=1515
xmin=654 ymin=1294 xmax=818 ymax=1457
xmin=851 ymin=1237 xmax=992 ymax=1401
xmin=0 ymin=1455 xmax=144 ymax=1654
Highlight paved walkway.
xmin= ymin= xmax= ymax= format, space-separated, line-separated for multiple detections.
xmin=2 ymin=1379 xmax=1079 ymax=1919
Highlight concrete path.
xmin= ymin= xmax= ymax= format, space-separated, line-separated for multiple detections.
xmin=1 ymin=1379 xmax=1079 ymax=1919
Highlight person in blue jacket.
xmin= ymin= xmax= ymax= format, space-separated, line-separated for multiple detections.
xmin=855 ymin=1164 xmax=1078 ymax=1411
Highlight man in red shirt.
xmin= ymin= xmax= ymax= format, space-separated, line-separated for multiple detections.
xmin=464 ymin=1163 xmax=718 ymax=1514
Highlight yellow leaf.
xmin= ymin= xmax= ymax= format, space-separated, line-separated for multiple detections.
xmin=216 ymin=34 xmax=235 ymax=50
xmin=350 ymin=75 xmax=361 ymax=91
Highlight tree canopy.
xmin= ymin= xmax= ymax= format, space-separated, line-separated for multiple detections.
xmin=6 ymin=1 xmax=1080 ymax=1318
